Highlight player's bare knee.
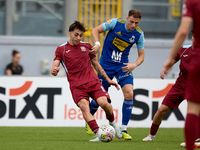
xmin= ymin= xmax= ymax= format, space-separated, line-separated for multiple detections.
xmin=157 ymin=107 xmax=168 ymax=116
xmin=124 ymin=91 xmax=134 ymax=100
xmin=78 ymin=100 xmax=89 ymax=113
xmin=99 ymin=101 xmax=109 ymax=109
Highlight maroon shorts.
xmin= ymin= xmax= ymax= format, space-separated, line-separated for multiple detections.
xmin=185 ymin=52 xmax=200 ymax=103
xmin=162 ymin=82 xmax=185 ymax=108
xmin=71 ymin=79 xmax=111 ymax=105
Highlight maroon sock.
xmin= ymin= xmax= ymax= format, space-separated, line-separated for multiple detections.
xmin=185 ymin=114 xmax=198 ymax=150
xmin=150 ymin=123 xmax=160 ymax=136
xmin=88 ymin=120 xmax=99 ymax=134
xmin=106 ymin=112 xmax=114 ymax=123
xmin=197 ymin=114 xmax=200 ymax=138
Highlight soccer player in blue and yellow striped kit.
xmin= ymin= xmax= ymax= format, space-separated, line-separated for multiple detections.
xmin=87 ymin=9 xmax=145 ymax=141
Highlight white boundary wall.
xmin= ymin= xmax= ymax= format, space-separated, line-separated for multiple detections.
xmin=0 ymin=77 xmax=187 ymax=127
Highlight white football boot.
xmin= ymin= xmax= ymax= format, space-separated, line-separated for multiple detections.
xmin=109 ymin=122 xmax=123 ymax=139
xmin=180 ymin=138 xmax=200 ymax=148
xmin=143 ymin=134 xmax=155 ymax=141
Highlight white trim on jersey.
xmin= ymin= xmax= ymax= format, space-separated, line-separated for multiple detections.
xmin=80 ymin=41 xmax=90 ymax=44
xmin=180 ymin=45 xmax=192 ymax=58
xmin=59 ymin=42 xmax=68 ymax=47
xmin=61 ymin=60 xmax=69 ymax=74
xmin=182 ymin=45 xmax=192 ymax=48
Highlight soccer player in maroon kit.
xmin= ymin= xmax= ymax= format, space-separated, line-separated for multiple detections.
xmin=143 ymin=35 xmax=200 ymax=147
xmin=51 ymin=21 xmax=122 ymax=142
xmin=161 ymin=0 xmax=200 ymax=150
xmin=143 ymin=39 xmax=192 ymax=141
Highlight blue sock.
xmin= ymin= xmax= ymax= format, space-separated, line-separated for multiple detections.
xmin=90 ymin=100 xmax=99 ymax=115
xmin=122 ymin=99 xmax=133 ymax=126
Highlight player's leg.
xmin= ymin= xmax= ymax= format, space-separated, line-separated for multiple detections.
xmin=121 ymin=83 xmax=134 ymax=140
xmin=143 ymin=104 xmax=171 ymax=141
xmin=121 ymin=84 xmax=134 ymax=129
xmin=90 ymin=78 xmax=110 ymax=115
xmin=78 ymin=99 xmax=99 ymax=134
xmin=184 ymin=64 xmax=200 ymax=150
xmin=78 ymin=98 xmax=101 ymax=142
xmin=71 ymin=85 xmax=99 ymax=139
xmin=86 ymin=78 xmax=111 ymax=135
xmin=116 ymin=68 xmax=134 ymax=140
xmin=96 ymin=96 xmax=122 ymax=139
xmin=143 ymin=83 xmax=185 ymax=141
xmin=90 ymin=63 xmax=115 ymax=115
xmin=184 ymin=101 xmax=200 ymax=150
xmin=195 ymin=114 xmax=200 ymax=148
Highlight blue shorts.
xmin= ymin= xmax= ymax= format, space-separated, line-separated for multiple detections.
xmin=98 ymin=60 xmax=134 ymax=91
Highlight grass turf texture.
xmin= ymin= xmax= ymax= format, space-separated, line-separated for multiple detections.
xmin=0 ymin=127 xmax=189 ymax=150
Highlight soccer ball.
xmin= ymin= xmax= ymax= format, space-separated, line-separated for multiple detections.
xmin=97 ymin=124 xmax=115 ymax=142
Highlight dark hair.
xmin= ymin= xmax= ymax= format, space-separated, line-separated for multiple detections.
xmin=12 ymin=49 xmax=19 ymax=57
xmin=128 ymin=9 xmax=142 ymax=19
xmin=69 ymin=21 xmax=87 ymax=32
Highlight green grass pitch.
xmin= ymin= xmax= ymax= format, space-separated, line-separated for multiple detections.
xmin=0 ymin=127 xmax=191 ymax=150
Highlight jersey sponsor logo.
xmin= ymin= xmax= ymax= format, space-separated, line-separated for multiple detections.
xmin=80 ymin=47 xmax=87 ymax=52
xmin=66 ymin=50 xmax=71 ymax=53
xmin=118 ymin=73 xmax=132 ymax=79
xmin=115 ymin=31 xmax=122 ymax=36
xmin=106 ymin=19 xmax=112 ymax=24
xmin=183 ymin=54 xmax=188 ymax=57
xmin=112 ymin=37 xmax=130 ymax=52
xmin=0 ymin=81 xmax=61 ymax=119
xmin=129 ymin=36 xmax=135 ymax=43
xmin=111 ymin=50 xmax=122 ymax=62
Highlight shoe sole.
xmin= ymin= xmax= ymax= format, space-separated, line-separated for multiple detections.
xmin=180 ymin=145 xmax=200 ymax=148
xmin=122 ymin=136 xmax=132 ymax=141
xmin=124 ymin=138 xmax=132 ymax=141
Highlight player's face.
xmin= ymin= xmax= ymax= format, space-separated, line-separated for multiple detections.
xmin=126 ymin=16 xmax=141 ymax=31
xmin=69 ymin=29 xmax=84 ymax=46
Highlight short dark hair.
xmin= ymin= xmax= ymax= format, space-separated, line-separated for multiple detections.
xmin=69 ymin=21 xmax=87 ymax=32
xmin=12 ymin=49 xmax=19 ymax=57
xmin=128 ymin=9 xmax=142 ymax=19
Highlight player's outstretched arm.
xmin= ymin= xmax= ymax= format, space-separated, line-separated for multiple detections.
xmin=162 ymin=17 xmax=192 ymax=76
xmin=51 ymin=60 xmax=60 ymax=76
xmin=91 ymin=58 xmax=120 ymax=90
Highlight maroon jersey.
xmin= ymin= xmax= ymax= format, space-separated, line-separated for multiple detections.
xmin=54 ymin=42 xmax=99 ymax=89
xmin=182 ymin=0 xmax=200 ymax=47
xmin=174 ymin=45 xmax=192 ymax=88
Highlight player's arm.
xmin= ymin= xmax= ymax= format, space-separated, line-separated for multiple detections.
xmin=122 ymin=48 xmax=144 ymax=74
xmin=5 ymin=69 xmax=12 ymax=75
xmin=51 ymin=60 xmax=60 ymax=76
xmin=160 ymin=59 xmax=177 ymax=79
xmin=90 ymin=18 xmax=117 ymax=55
xmin=90 ymin=25 xmax=104 ymax=55
xmin=162 ymin=17 xmax=192 ymax=76
xmin=91 ymin=58 xmax=120 ymax=90
xmin=122 ymin=32 xmax=145 ymax=74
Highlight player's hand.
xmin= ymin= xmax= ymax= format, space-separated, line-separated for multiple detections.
xmin=160 ymin=58 xmax=174 ymax=79
xmin=90 ymin=44 xmax=101 ymax=55
xmin=51 ymin=66 xmax=60 ymax=76
xmin=121 ymin=63 xmax=137 ymax=74
xmin=108 ymin=79 xmax=120 ymax=90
